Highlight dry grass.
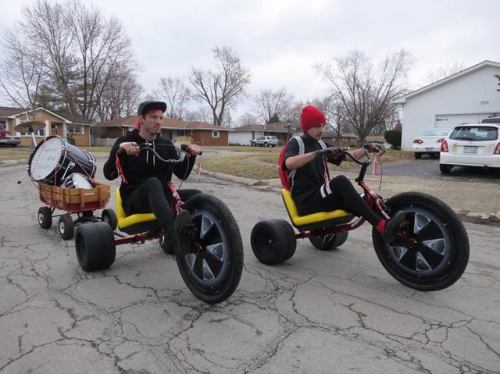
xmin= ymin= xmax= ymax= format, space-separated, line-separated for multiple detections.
xmin=0 ymin=147 xmax=31 ymax=161
xmin=202 ymin=149 xmax=414 ymax=180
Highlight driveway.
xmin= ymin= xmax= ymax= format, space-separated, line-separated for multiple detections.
xmin=1 ymin=163 xmax=499 ymax=373
xmin=382 ymin=158 xmax=500 ymax=184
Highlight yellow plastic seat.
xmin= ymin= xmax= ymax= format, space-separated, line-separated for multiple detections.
xmin=281 ymin=189 xmax=353 ymax=228
xmin=115 ymin=188 xmax=157 ymax=232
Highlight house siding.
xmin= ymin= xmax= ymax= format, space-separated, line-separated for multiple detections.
xmin=402 ymin=65 xmax=500 ymax=150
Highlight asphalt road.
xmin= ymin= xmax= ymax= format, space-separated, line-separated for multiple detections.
xmin=382 ymin=157 xmax=500 ymax=184
xmin=1 ymin=163 xmax=499 ymax=373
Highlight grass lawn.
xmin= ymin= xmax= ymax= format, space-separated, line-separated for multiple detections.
xmin=202 ymin=149 xmax=414 ymax=180
xmin=0 ymin=147 xmax=31 ymax=161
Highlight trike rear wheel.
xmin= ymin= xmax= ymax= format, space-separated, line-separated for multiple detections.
xmin=251 ymin=219 xmax=296 ymax=265
xmin=309 ymin=232 xmax=348 ymax=251
xmin=75 ymin=222 xmax=116 ymax=272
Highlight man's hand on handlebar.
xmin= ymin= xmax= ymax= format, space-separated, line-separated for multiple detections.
xmin=365 ymin=143 xmax=386 ymax=155
xmin=187 ymin=144 xmax=202 ymax=156
xmin=118 ymin=142 xmax=140 ymax=156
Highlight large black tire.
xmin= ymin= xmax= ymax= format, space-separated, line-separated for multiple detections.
xmin=38 ymin=207 xmax=52 ymax=229
xmin=309 ymin=232 xmax=348 ymax=251
xmin=414 ymin=153 xmax=422 ymax=159
xmin=176 ymin=193 xmax=243 ymax=304
xmin=75 ymin=222 xmax=116 ymax=272
xmin=372 ymin=192 xmax=469 ymax=291
xmin=58 ymin=214 xmax=74 ymax=240
xmin=101 ymin=209 xmax=118 ymax=230
xmin=251 ymin=219 xmax=297 ymax=265
xmin=440 ymin=164 xmax=452 ymax=174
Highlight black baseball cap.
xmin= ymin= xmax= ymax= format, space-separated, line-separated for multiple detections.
xmin=137 ymin=101 xmax=167 ymax=115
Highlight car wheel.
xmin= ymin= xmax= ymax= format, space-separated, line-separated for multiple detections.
xmin=439 ymin=164 xmax=452 ymax=174
xmin=414 ymin=153 xmax=422 ymax=159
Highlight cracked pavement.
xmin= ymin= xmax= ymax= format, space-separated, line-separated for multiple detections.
xmin=1 ymin=162 xmax=499 ymax=374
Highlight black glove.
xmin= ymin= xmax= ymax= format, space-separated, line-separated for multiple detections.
xmin=317 ymin=147 xmax=346 ymax=165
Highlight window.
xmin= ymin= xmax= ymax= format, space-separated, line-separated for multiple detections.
xmin=212 ymin=130 xmax=220 ymax=139
xmin=67 ymin=124 xmax=84 ymax=135
xmin=450 ymin=126 xmax=498 ymax=141
xmin=17 ymin=120 xmax=45 ymax=136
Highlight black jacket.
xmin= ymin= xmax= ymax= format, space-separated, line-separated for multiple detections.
xmin=103 ymin=129 xmax=196 ymax=208
xmin=283 ymin=134 xmax=343 ymax=208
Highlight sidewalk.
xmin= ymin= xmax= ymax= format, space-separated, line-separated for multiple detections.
xmin=201 ymin=168 xmax=500 ymax=226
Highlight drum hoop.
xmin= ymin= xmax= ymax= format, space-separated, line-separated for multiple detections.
xmin=29 ymin=136 xmax=65 ymax=181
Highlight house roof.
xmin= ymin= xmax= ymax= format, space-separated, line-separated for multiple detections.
xmin=97 ymin=116 xmax=229 ymax=131
xmin=0 ymin=106 xmax=89 ymax=124
xmin=396 ymin=60 xmax=500 ymax=104
xmin=231 ymin=122 xmax=301 ymax=134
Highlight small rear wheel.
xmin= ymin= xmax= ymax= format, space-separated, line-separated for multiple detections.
xmin=251 ymin=219 xmax=296 ymax=265
xmin=38 ymin=207 xmax=52 ymax=229
xmin=101 ymin=209 xmax=118 ymax=230
xmin=414 ymin=153 xmax=422 ymax=159
xmin=159 ymin=233 xmax=175 ymax=255
xmin=58 ymin=214 xmax=74 ymax=240
xmin=75 ymin=222 xmax=116 ymax=272
xmin=309 ymin=231 xmax=348 ymax=251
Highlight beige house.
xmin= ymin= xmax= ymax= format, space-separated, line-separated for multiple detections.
xmin=0 ymin=107 xmax=93 ymax=147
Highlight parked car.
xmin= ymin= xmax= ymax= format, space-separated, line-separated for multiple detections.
xmin=439 ymin=124 xmax=500 ymax=173
xmin=480 ymin=117 xmax=500 ymax=124
xmin=250 ymin=136 xmax=278 ymax=147
xmin=412 ymin=128 xmax=450 ymax=158
xmin=0 ymin=127 xmax=21 ymax=147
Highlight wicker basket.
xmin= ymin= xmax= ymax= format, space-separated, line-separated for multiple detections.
xmin=38 ymin=182 xmax=110 ymax=213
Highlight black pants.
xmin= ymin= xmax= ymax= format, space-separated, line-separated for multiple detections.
xmin=124 ymin=177 xmax=201 ymax=232
xmin=298 ymin=175 xmax=382 ymax=226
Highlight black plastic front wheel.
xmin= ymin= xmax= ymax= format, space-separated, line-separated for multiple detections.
xmin=372 ymin=192 xmax=469 ymax=291
xmin=176 ymin=193 xmax=243 ymax=304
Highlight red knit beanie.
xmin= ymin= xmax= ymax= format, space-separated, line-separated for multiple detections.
xmin=301 ymin=105 xmax=326 ymax=132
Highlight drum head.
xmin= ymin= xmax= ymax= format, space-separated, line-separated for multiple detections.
xmin=63 ymin=173 xmax=93 ymax=189
xmin=29 ymin=136 xmax=65 ymax=181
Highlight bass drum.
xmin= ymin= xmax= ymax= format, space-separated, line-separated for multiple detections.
xmin=28 ymin=136 xmax=96 ymax=185
xmin=61 ymin=173 xmax=94 ymax=189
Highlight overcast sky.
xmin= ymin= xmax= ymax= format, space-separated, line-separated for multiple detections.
xmin=1 ymin=0 xmax=499 ymax=121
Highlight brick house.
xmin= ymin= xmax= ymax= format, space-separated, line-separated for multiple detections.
xmin=0 ymin=107 xmax=92 ymax=147
xmin=229 ymin=122 xmax=301 ymax=145
xmin=96 ymin=116 xmax=229 ymax=146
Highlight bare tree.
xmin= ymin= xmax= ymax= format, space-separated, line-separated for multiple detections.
xmin=1 ymin=0 xmax=137 ymax=122
xmin=190 ymin=46 xmax=250 ymax=127
xmin=155 ymin=76 xmax=191 ymax=119
xmin=95 ymin=65 xmax=142 ymax=121
xmin=254 ymin=87 xmax=294 ymax=124
xmin=238 ymin=112 xmax=259 ymax=127
xmin=425 ymin=61 xmax=466 ymax=84
xmin=184 ymin=106 xmax=212 ymax=123
xmin=0 ymin=30 xmax=46 ymax=109
xmin=317 ymin=49 xmax=412 ymax=144
xmin=311 ymin=96 xmax=349 ymax=138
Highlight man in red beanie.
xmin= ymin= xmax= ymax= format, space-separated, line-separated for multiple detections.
xmin=282 ymin=105 xmax=404 ymax=239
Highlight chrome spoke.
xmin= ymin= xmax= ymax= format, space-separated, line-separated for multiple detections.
xmin=416 ymin=252 xmax=432 ymax=271
xmin=413 ymin=213 xmax=432 ymax=234
xmin=202 ymin=259 xmax=215 ymax=280
xmin=422 ymin=238 xmax=446 ymax=256
xmin=206 ymin=242 xmax=224 ymax=261
xmin=200 ymin=215 xmax=214 ymax=240
xmin=391 ymin=246 xmax=408 ymax=262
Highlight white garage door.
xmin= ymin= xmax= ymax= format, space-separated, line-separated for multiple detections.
xmin=435 ymin=113 xmax=493 ymax=128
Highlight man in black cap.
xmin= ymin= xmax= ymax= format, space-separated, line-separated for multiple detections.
xmin=104 ymin=101 xmax=202 ymax=253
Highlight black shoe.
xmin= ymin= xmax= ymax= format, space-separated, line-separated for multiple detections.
xmin=162 ymin=228 xmax=179 ymax=255
xmin=383 ymin=211 xmax=408 ymax=242
xmin=174 ymin=210 xmax=195 ymax=256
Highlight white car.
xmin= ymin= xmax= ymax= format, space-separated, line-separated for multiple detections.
xmin=411 ymin=128 xmax=450 ymax=158
xmin=439 ymin=124 xmax=500 ymax=173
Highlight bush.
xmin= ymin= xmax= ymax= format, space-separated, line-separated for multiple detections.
xmin=385 ymin=130 xmax=402 ymax=150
